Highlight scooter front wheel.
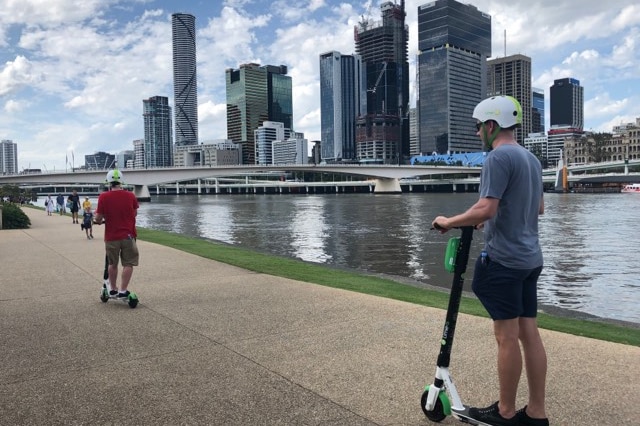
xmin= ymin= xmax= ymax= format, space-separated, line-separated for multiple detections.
xmin=421 ymin=388 xmax=447 ymax=422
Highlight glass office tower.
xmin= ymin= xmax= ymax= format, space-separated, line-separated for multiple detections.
xmin=172 ymin=13 xmax=198 ymax=147
xmin=226 ymin=63 xmax=292 ymax=164
xmin=532 ymin=88 xmax=545 ymax=134
xmin=550 ymin=78 xmax=584 ymax=130
xmin=143 ymin=96 xmax=173 ymax=167
xmin=417 ymin=0 xmax=491 ymax=154
xmin=319 ymin=51 xmax=361 ymax=162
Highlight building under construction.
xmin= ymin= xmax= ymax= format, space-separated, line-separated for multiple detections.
xmin=354 ymin=1 xmax=409 ymax=164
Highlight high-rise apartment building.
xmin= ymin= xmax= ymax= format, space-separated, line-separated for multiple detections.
xmin=354 ymin=0 xmax=409 ymax=164
xmin=133 ymin=139 xmax=144 ymax=169
xmin=143 ymin=96 xmax=173 ymax=167
xmin=487 ymin=54 xmax=532 ymax=146
xmin=319 ymin=51 xmax=361 ymax=162
xmin=254 ymin=121 xmax=286 ymax=165
xmin=550 ymin=78 xmax=584 ymax=130
xmin=417 ymin=0 xmax=491 ymax=154
xmin=172 ymin=13 xmax=198 ymax=146
xmin=409 ymin=107 xmax=418 ymax=156
xmin=226 ymin=63 xmax=292 ymax=164
xmin=0 ymin=139 xmax=18 ymax=175
xmin=532 ymin=87 xmax=545 ymax=134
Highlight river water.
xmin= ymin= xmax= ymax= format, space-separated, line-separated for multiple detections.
xmin=39 ymin=192 xmax=638 ymax=324
xmin=127 ymin=192 xmax=639 ymax=325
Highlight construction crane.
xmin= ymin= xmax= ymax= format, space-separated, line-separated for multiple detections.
xmin=368 ymin=61 xmax=387 ymax=95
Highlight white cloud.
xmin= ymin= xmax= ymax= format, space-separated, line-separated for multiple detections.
xmin=0 ymin=55 xmax=42 ymax=96
xmin=4 ymin=98 xmax=28 ymax=113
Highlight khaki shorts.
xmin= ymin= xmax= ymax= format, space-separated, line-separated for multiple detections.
xmin=105 ymin=238 xmax=139 ymax=267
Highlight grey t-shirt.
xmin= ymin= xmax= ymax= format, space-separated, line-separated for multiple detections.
xmin=479 ymin=144 xmax=543 ymax=269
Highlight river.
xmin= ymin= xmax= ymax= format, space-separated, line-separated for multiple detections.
xmin=35 ymin=192 xmax=640 ymax=324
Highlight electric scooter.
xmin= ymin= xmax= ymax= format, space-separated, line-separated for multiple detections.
xmin=99 ymin=254 xmax=139 ymax=309
xmin=421 ymin=226 xmax=489 ymax=425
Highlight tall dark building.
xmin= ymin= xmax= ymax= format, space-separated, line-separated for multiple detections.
xmin=225 ymin=63 xmax=292 ymax=164
xmin=532 ymin=87 xmax=545 ymax=134
xmin=84 ymin=151 xmax=116 ymax=170
xmin=172 ymin=13 xmax=198 ymax=146
xmin=550 ymin=77 xmax=583 ymax=130
xmin=487 ymin=54 xmax=532 ymax=146
xmin=143 ymin=96 xmax=173 ymax=167
xmin=417 ymin=0 xmax=491 ymax=154
xmin=354 ymin=0 xmax=409 ymax=164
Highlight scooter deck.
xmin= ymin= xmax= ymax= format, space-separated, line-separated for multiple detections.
xmin=451 ymin=406 xmax=493 ymax=426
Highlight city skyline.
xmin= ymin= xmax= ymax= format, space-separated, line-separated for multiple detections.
xmin=0 ymin=0 xmax=638 ymax=171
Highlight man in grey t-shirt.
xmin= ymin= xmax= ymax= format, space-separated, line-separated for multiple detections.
xmin=432 ymin=96 xmax=548 ymax=426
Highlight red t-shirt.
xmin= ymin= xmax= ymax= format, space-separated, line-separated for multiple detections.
xmin=96 ymin=189 xmax=139 ymax=241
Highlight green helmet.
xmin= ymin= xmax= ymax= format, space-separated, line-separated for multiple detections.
xmin=105 ymin=169 xmax=124 ymax=184
xmin=473 ymin=95 xmax=522 ymax=128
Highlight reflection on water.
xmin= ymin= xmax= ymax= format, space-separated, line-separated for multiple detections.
xmin=134 ymin=192 xmax=639 ymax=324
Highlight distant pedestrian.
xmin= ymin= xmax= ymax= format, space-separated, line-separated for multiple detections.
xmin=82 ymin=196 xmax=92 ymax=211
xmin=67 ymin=190 xmax=81 ymax=224
xmin=56 ymin=194 xmax=66 ymax=215
xmin=81 ymin=206 xmax=94 ymax=239
xmin=45 ymin=195 xmax=55 ymax=216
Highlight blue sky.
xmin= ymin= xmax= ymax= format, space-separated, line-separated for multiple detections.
xmin=0 ymin=0 xmax=638 ymax=171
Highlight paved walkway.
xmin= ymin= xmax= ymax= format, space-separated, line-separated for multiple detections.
xmin=1 ymin=207 xmax=638 ymax=425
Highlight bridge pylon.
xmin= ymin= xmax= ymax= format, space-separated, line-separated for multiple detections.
xmin=374 ymin=178 xmax=401 ymax=193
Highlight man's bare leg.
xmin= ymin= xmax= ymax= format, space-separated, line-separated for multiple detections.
xmin=494 ymin=318 xmax=521 ymax=419
xmin=519 ymin=317 xmax=547 ymax=419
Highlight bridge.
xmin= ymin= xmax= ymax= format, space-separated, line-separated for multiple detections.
xmin=0 ymin=164 xmax=482 ymax=199
xmin=2 ymin=160 xmax=637 ymax=200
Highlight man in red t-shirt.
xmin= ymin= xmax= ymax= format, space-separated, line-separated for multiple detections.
xmin=94 ymin=170 xmax=140 ymax=299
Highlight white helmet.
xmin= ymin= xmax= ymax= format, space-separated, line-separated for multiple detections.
xmin=472 ymin=95 xmax=522 ymax=128
xmin=105 ymin=169 xmax=124 ymax=184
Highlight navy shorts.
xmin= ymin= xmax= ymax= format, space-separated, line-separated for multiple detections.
xmin=471 ymin=254 xmax=542 ymax=321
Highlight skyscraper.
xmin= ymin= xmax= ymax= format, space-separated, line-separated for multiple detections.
xmin=550 ymin=78 xmax=584 ymax=130
xmin=143 ymin=96 xmax=173 ymax=167
xmin=319 ymin=51 xmax=361 ymax=162
xmin=354 ymin=0 xmax=409 ymax=164
xmin=417 ymin=0 xmax=491 ymax=154
xmin=226 ymin=63 xmax=292 ymax=164
xmin=0 ymin=139 xmax=18 ymax=175
xmin=172 ymin=13 xmax=198 ymax=146
xmin=487 ymin=54 xmax=532 ymax=146
xmin=532 ymin=87 xmax=545 ymax=134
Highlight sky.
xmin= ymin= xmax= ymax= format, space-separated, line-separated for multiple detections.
xmin=0 ymin=0 xmax=638 ymax=171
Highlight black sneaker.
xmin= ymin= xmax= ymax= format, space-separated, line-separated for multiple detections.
xmin=109 ymin=290 xmax=118 ymax=297
xmin=516 ymin=406 xmax=549 ymax=426
xmin=468 ymin=401 xmax=517 ymax=426
xmin=117 ymin=291 xmax=130 ymax=299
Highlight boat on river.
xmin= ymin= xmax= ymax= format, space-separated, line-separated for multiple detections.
xmin=621 ymin=183 xmax=640 ymax=193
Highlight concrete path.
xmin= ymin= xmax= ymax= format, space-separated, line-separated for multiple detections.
xmin=1 ymin=207 xmax=638 ymax=425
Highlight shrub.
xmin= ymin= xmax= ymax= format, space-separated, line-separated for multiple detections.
xmin=1 ymin=202 xmax=31 ymax=229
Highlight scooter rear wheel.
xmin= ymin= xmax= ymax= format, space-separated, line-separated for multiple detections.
xmin=421 ymin=389 xmax=447 ymax=422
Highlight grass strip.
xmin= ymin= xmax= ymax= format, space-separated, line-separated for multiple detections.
xmin=136 ymin=227 xmax=639 ymax=347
